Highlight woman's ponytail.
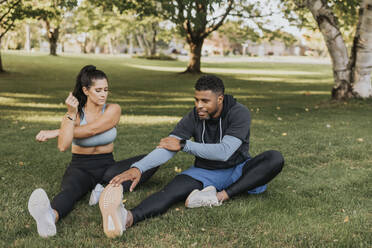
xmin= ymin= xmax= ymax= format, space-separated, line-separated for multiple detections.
xmin=72 ymin=65 xmax=107 ymax=119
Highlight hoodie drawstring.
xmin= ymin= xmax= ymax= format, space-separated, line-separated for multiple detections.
xmin=201 ymin=118 xmax=222 ymax=144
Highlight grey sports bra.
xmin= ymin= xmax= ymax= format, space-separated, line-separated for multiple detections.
xmin=72 ymin=104 xmax=117 ymax=147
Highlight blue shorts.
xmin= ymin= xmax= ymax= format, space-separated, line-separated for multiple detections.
xmin=181 ymin=159 xmax=267 ymax=194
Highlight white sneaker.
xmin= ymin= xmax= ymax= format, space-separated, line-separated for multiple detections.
xmin=99 ymin=184 xmax=125 ymax=238
xmin=185 ymin=186 xmax=221 ymax=208
xmin=118 ymin=202 xmax=127 ymax=232
xmin=89 ymin=183 xmax=104 ymax=206
xmin=28 ymin=188 xmax=57 ymax=238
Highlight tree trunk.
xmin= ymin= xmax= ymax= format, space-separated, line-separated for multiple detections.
xmin=136 ymin=33 xmax=148 ymax=56
xmin=306 ymin=0 xmax=352 ymax=99
xmin=185 ymin=39 xmax=204 ymax=73
xmin=128 ymin=33 xmax=133 ymax=55
xmin=0 ymin=39 xmax=3 ymax=72
xmin=107 ymin=36 xmax=114 ymax=54
xmin=350 ymin=0 xmax=372 ymax=98
xmin=150 ymin=22 xmax=157 ymax=56
xmin=45 ymin=20 xmax=59 ymax=56
xmin=50 ymin=38 xmax=57 ymax=56
xmin=25 ymin=24 xmax=31 ymax=52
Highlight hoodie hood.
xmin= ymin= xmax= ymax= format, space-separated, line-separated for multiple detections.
xmin=206 ymin=94 xmax=236 ymax=122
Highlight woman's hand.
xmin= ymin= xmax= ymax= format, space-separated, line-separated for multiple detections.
xmin=110 ymin=167 xmax=142 ymax=192
xmin=65 ymin=92 xmax=79 ymax=116
xmin=36 ymin=129 xmax=59 ymax=142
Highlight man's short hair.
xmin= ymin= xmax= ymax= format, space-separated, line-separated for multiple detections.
xmin=195 ymin=75 xmax=225 ymax=95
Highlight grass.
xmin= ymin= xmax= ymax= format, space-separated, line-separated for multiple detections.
xmin=0 ymin=51 xmax=371 ymax=247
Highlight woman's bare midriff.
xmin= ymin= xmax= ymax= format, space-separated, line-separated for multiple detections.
xmin=71 ymin=143 xmax=114 ymax=154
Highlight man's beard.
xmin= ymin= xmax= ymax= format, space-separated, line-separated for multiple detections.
xmin=198 ymin=106 xmax=218 ymax=120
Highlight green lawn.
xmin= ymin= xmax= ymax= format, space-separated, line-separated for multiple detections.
xmin=0 ymin=51 xmax=371 ymax=247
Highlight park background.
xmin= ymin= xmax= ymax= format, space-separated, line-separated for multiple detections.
xmin=0 ymin=0 xmax=371 ymax=247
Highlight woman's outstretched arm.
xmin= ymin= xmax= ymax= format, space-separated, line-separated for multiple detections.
xmin=35 ymin=104 xmax=121 ymax=142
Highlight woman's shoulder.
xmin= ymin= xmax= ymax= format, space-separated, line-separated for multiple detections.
xmin=105 ymin=103 xmax=121 ymax=112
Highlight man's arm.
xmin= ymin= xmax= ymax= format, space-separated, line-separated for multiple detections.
xmin=109 ymin=138 xmax=177 ymax=190
xmin=182 ymin=135 xmax=242 ymax=161
xmin=130 ymin=147 xmax=176 ymax=173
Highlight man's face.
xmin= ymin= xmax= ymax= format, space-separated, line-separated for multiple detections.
xmin=194 ymin=90 xmax=223 ymax=120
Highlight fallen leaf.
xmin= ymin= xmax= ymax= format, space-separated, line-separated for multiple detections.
xmin=174 ymin=166 xmax=182 ymax=173
xmin=175 ymin=208 xmax=180 ymax=211
xmin=201 ymin=228 xmax=206 ymax=232
xmin=282 ymin=133 xmax=287 ymax=136
xmin=20 ymin=126 xmax=26 ymax=130
xmin=305 ymin=108 xmax=309 ymax=112
xmin=19 ymin=161 xmax=24 ymax=166
xmin=344 ymin=216 xmax=349 ymax=223
xmin=276 ymin=106 xmax=280 ymax=110
xmin=122 ymin=199 xmax=127 ymax=204
xmin=357 ymin=138 xmax=364 ymax=142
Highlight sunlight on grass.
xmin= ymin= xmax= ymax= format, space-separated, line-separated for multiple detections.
xmin=237 ymin=76 xmax=285 ymax=82
xmin=4 ymin=113 xmax=62 ymax=123
xmin=235 ymin=77 xmax=332 ymax=85
xmin=285 ymin=90 xmax=330 ymax=95
xmin=125 ymin=64 xmax=324 ymax=75
xmin=127 ymin=91 xmax=191 ymax=97
xmin=0 ymin=93 xmax=52 ymax=99
xmin=120 ymin=115 xmax=181 ymax=125
xmin=3 ymin=112 xmax=181 ymax=125
xmin=111 ymin=97 xmax=194 ymax=103
xmin=0 ymin=99 xmax=64 ymax=109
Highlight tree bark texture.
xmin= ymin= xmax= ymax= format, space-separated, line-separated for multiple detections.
xmin=306 ymin=0 xmax=351 ymax=99
xmin=45 ymin=20 xmax=59 ymax=56
xmin=0 ymin=39 xmax=3 ymax=72
xmin=185 ymin=40 xmax=203 ymax=73
xmin=25 ymin=24 xmax=31 ymax=52
xmin=306 ymin=0 xmax=372 ymax=99
xmin=151 ymin=22 xmax=157 ymax=56
xmin=350 ymin=0 xmax=372 ymax=98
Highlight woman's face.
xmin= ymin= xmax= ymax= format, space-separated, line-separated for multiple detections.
xmin=83 ymin=78 xmax=109 ymax=105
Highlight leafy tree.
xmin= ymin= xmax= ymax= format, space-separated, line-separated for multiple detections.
xmin=34 ymin=0 xmax=77 ymax=56
xmin=282 ymin=0 xmax=372 ymax=99
xmin=0 ymin=0 xmax=35 ymax=72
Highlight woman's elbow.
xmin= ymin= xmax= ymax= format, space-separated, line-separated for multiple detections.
xmin=58 ymin=145 xmax=68 ymax=152
xmin=57 ymin=141 xmax=69 ymax=152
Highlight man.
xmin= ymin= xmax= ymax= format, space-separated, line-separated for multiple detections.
xmin=99 ymin=75 xmax=284 ymax=238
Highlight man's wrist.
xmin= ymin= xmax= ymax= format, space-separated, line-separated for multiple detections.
xmin=179 ymin=139 xmax=186 ymax=151
xmin=131 ymin=165 xmax=143 ymax=174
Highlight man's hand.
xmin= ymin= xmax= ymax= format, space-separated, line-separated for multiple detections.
xmin=157 ymin=137 xmax=181 ymax=151
xmin=110 ymin=167 xmax=142 ymax=192
xmin=36 ymin=129 xmax=59 ymax=142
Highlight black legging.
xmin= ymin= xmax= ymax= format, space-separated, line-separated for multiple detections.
xmin=131 ymin=150 xmax=284 ymax=225
xmin=51 ymin=153 xmax=158 ymax=218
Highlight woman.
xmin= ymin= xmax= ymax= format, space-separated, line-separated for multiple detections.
xmin=28 ymin=65 xmax=157 ymax=238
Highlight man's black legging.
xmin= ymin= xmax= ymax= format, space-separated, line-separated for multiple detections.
xmin=131 ymin=150 xmax=284 ymax=225
xmin=51 ymin=153 xmax=158 ymax=218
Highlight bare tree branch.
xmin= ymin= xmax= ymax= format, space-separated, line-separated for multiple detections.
xmin=202 ymin=0 xmax=233 ymax=38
